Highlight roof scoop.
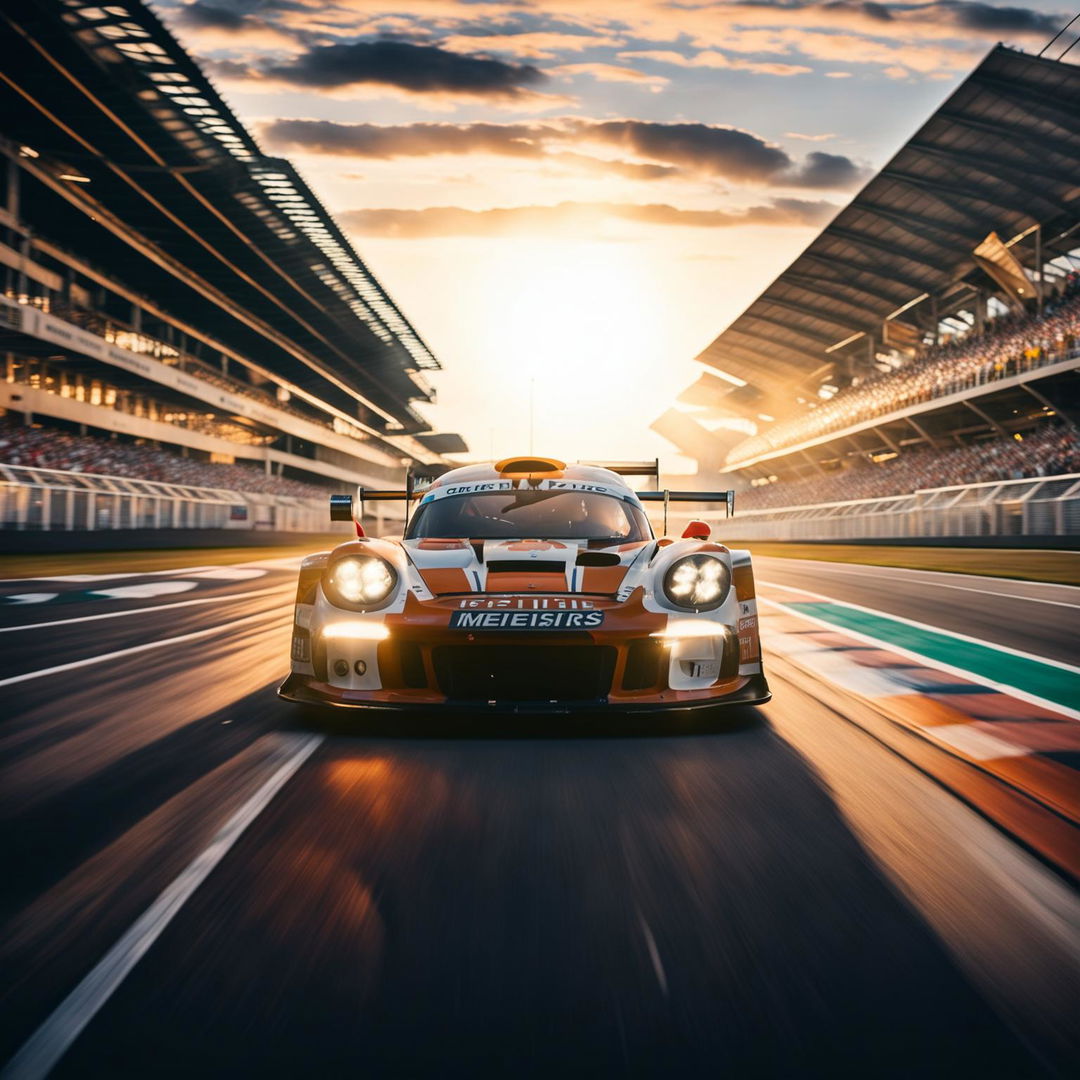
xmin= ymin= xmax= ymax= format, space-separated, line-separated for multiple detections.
xmin=494 ymin=456 xmax=566 ymax=475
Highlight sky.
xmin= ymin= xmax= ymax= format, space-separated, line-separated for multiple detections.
xmin=153 ymin=0 xmax=1076 ymax=467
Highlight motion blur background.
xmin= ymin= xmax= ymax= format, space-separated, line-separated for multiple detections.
xmin=0 ymin=3 xmax=1078 ymax=1079
xmin=0 ymin=7 xmax=1077 ymax=547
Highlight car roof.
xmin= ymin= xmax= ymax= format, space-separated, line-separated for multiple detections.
xmin=427 ymin=458 xmax=635 ymax=496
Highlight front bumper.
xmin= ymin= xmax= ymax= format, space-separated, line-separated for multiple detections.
xmin=285 ymin=590 xmax=766 ymax=713
xmin=278 ymin=670 xmax=771 ymax=714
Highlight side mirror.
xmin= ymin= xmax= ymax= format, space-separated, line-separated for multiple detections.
xmin=682 ymin=520 xmax=711 ymax=540
xmin=329 ymin=494 xmax=353 ymax=522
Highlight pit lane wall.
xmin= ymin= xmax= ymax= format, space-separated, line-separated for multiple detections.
xmin=708 ymin=474 xmax=1080 ymax=545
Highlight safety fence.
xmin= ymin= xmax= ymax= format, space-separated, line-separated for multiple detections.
xmin=0 ymin=464 xmax=328 ymax=533
xmin=712 ymin=473 xmax=1080 ymax=542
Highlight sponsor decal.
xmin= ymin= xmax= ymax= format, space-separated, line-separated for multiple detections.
xmin=458 ymin=597 xmax=595 ymax=609
xmin=443 ymin=481 xmax=515 ymax=496
xmin=290 ymin=634 xmax=310 ymax=662
xmin=688 ymin=660 xmax=721 ymax=680
xmin=450 ymin=610 xmax=605 ymax=630
xmin=430 ymin=479 xmax=625 ymax=500
xmin=543 ymin=480 xmax=614 ymax=494
xmin=737 ymin=615 xmax=757 ymax=633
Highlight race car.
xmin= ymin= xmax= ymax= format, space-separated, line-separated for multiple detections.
xmin=278 ymin=457 xmax=769 ymax=713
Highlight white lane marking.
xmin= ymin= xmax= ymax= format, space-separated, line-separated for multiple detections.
xmin=231 ymin=557 xmax=304 ymax=571
xmin=0 ymin=568 xmax=216 ymax=584
xmin=88 ymin=581 xmax=198 ymax=600
xmin=0 ymin=733 xmax=323 ymax=1080
xmin=759 ymin=597 xmax=1080 ymax=723
xmin=925 ymin=724 xmax=1030 ymax=761
xmin=638 ymin=915 xmax=669 ymax=997
xmin=5 ymin=594 xmax=58 ymax=605
xmin=0 ymin=609 xmax=284 ymax=688
xmin=756 ymin=579 xmax=1080 ymax=676
xmin=758 ymin=559 xmax=1080 ymax=608
xmin=0 ymin=558 xmax=299 ymax=585
xmin=188 ymin=568 xmax=267 ymax=581
xmin=0 ymin=585 xmax=288 ymax=635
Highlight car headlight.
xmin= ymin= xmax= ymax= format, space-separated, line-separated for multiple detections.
xmin=324 ymin=555 xmax=397 ymax=610
xmin=662 ymin=554 xmax=730 ymax=611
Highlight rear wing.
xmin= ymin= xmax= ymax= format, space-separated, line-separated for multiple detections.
xmin=580 ymin=459 xmax=660 ymax=483
xmin=582 ymin=460 xmax=734 ymax=520
xmin=635 ymin=489 xmax=735 ymax=534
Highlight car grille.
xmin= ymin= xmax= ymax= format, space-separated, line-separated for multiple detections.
xmin=622 ymin=638 xmax=666 ymax=690
xmin=432 ymin=645 xmax=616 ymax=703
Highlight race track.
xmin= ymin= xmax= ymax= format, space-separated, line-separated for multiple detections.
xmin=1 ymin=556 xmax=1077 ymax=1079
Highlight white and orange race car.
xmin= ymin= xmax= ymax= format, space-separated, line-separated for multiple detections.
xmin=278 ymin=457 xmax=769 ymax=713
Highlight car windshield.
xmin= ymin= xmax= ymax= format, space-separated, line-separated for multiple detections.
xmin=408 ymin=490 xmax=652 ymax=542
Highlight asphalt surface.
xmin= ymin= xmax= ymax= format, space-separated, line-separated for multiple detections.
xmin=0 ymin=557 xmax=1077 ymax=1078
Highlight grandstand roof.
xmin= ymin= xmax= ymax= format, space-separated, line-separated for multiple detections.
xmin=693 ymin=45 xmax=1080 ymax=411
xmin=0 ymin=0 xmax=441 ymax=434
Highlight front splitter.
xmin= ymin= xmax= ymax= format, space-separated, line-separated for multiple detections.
xmin=277 ymin=672 xmax=771 ymax=715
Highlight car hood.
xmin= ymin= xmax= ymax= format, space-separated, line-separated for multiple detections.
xmin=403 ymin=537 xmax=653 ymax=596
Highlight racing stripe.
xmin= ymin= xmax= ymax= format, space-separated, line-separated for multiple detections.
xmin=580 ymin=566 xmax=627 ymax=595
xmin=417 ymin=568 xmax=473 ymax=595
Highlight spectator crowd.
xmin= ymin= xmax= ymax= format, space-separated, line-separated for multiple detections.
xmin=0 ymin=417 xmax=329 ymax=498
xmin=729 ymin=277 xmax=1080 ymax=466
xmin=738 ymin=424 xmax=1080 ymax=511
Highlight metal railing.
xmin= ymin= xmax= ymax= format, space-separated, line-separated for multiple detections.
xmin=0 ymin=464 xmax=327 ymax=532
xmin=711 ymin=474 xmax=1080 ymax=541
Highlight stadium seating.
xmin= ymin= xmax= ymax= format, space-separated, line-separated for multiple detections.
xmin=728 ymin=276 xmax=1080 ymax=465
xmin=0 ymin=417 xmax=328 ymax=497
xmin=738 ymin=424 xmax=1080 ymax=510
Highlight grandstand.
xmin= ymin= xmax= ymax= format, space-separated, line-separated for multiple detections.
xmin=657 ymin=45 xmax=1080 ymax=540
xmin=0 ymin=0 xmax=465 ymax=535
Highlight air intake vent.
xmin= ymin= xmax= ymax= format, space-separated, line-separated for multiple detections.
xmin=576 ymin=552 xmax=621 ymax=567
xmin=487 ymin=560 xmax=566 ymax=574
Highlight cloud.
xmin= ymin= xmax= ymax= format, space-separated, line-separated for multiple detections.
xmin=784 ymin=150 xmax=866 ymax=188
xmin=552 ymin=62 xmax=669 ymax=86
xmin=762 ymin=28 xmax=975 ymax=74
xmin=168 ymin=1 xmax=1069 ymax=90
xmin=169 ymin=0 xmax=300 ymax=49
xmin=785 ymin=131 xmax=837 ymax=141
xmin=174 ymin=2 xmax=246 ymax=32
xmin=260 ymin=39 xmax=548 ymax=100
xmin=854 ymin=2 xmax=1060 ymax=36
xmin=261 ymin=117 xmax=870 ymax=189
xmin=200 ymin=56 xmax=261 ymax=81
xmin=549 ymin=153 xmax=682 ymax=180
xmin=440 ymin=31 xmax=626 ymax=60
xmin=260 ymin=119 xmax=680 ymax=180
xmin=714 ymin=1 xmax=1062 ymax=40
xmin=338 ymin=198 xmax=839 ymax=238
xmin=261 ymin=119 xmax=546 ymax=159
xmin=584 ymin=120 xmax=792 ymax=182
xmin=620 ymin=48 xmax=811 ymax=77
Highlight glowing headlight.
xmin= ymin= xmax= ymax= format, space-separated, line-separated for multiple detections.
xmin=324 ymin=555 xmax=397 ymax=609
xmin=662 ymin=555 xmax=730 ymax=611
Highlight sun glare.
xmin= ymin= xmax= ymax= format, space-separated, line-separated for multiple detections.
xmin=465 ymin=236 xmax=679 ymax=459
